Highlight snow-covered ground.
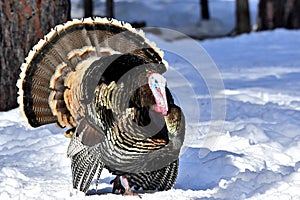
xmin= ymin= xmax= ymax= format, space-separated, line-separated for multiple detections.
xmin=1 ymin=1 xmax=300 ymax=199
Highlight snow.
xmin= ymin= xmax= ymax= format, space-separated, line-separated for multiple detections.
xmin=1 ymin=0 xmax=300 ymax=199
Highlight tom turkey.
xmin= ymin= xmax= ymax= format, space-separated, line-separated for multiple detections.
xmin=17 ymin=17 xmax=185 ymax=196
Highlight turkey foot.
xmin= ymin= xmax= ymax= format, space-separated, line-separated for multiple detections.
xmin=122 ymin=176 xmax=141 ymax=198
xmin=110 ymin=176 xmax=141 ymax=198
xmin=123 ymin=188 xmax=141 ymax=198
xmin=110 ymin=176 xmax=125 ymax=194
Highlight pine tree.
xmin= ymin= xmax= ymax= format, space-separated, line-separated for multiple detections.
xmin=0 ymin=0 xmax=71 ymax=111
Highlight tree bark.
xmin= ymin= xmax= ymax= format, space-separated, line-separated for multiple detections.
xmin=84 ymin=0 xmax=93 ymax=18
xmin=292 ymin=0 xmax=300 ymax=28
xmin=0 ymin=0 xmax=70 ymax=111
xmin=257 ymin=0 xmax=300 ymax=30
xmin=200 ymin=0 xmax=210 ymax=20
xmin=106 ymin=0 xmax=114 ymax=18
xmin=236 ymin=0 xmax=251 ymax=34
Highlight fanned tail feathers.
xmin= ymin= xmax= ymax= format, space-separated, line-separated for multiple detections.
xmin=17 ymin=17 xmax=167 ymax=129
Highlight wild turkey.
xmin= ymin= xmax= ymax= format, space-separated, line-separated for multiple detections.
xmin=17 ymin=17 xmax=185 ymax=195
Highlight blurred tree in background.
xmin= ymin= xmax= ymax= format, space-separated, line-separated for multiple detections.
xmin=106 ymin=0 xmax=114 ymax=18
xmin=0 ymin=0 xmax=70 ymax=111
xmin=84 ymin=0 xmax=93 ymax=17
xmin=257 ymin=0 xmax=300 ymax=30
xmin=236 ymin=0 xmax=251 ymax=34
xmin=84 ymin=0 xmax=114 ymax=18
xmin=200 ymin=0 xmax=210 ymax=20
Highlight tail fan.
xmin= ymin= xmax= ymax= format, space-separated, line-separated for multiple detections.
xmin=17 ymin=17 xmax=167 ymax=129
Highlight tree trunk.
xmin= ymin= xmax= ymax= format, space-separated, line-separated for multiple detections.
xmin=273 ymin=0 xmax=286 ymax=28
xmin=257 ymin=0 xmax=300 ymax=30
xmin=84 ymin=0 xmax=93 ymax=18
xmin=292 ymin=0 xmax=300 ymax=28
xmin=106 ymin=0 xmax=114 ymax=18
xmin=200 ymin=0 xmax=210 ymax=20
xmin=257 ymin=0 xmax=271 ymax=30
xmin=0 ymin=0 xmax=70 ymax=111
xmin=236 ymin=0 xmax=251 ymax=34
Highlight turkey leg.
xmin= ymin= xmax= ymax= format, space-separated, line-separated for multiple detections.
xmin=110 ymin=176 xmax=141 ymax=197
xmin=110 ymin=176 xmax=125 ymax=194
